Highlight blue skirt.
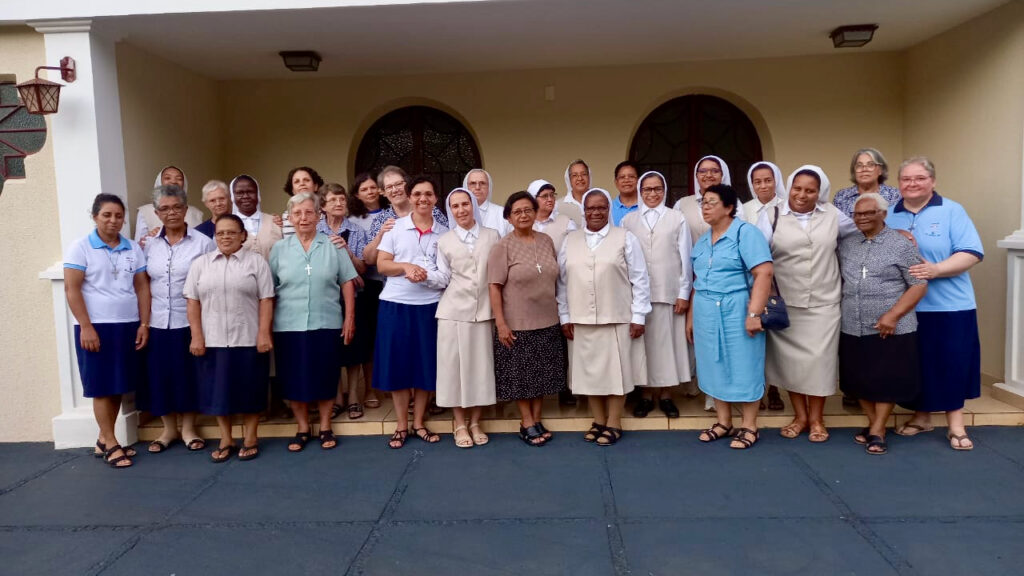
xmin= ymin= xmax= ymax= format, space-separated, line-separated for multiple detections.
xmin=372 ymin=300 xmax=438 ymax=392
xmin=347 ymin=279 xmax=383 ymax=366
xmin=139 ymin=327 xmax=198 ymax=416
xmin=692 ymin=290 xmax=765 ymax=403
xmin=902 ymin=310 xmax=981 ymax=412
xmin=197 ymin=347 xmax=269 ymax=415
xmin=74 ymin=322 xmax=142 ymax=398
xmin=274 ymin=329 xmax=341 ymax=403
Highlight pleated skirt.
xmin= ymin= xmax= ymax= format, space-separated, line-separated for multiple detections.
xmin=274 ymin=329 xmax=342 ymax=403
xmin=642 ymin=303 xmax=691 ymax=387
xmin=435 ymin=319 xmax=496 ymax=408
xmin=839 ymin=332 xmax=920 ymax=403
xmin=692 ymin=290 xmax=764 ymax=403
xmin=766 ymin=303 xmax=840 ymax=396
xmin=197 ymin=347 xmax=269 ymax=415
xmin=568 ymin=323 xmax=645 ymax=396
xmin=139 ymin=327 xmax=198 ymax=416
xmin=74 ymin=322 xmax=142 ymax=398
xmin=372 ymin=300 xmax=438 ymax=392
xmin=902 ymin=310 xmax=981 ymax=412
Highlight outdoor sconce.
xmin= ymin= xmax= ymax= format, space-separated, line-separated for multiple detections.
xmin=830 ymin=24 xmax=879 ymax=48
xmin=16 ymin=56 xmax=76 ymax=115
xmin=279 ymin=51 xmax=321 ymax=72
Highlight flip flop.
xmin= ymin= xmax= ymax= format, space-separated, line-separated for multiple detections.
xmin=895 ymin=423 xmax=935 ymax=437
xmin=948 ymin=431 xmax=974 ymax=451
xmin=211 ymin=444 xmax=235 ymax=463
xmin=238 ymin=444 xmax=260 ymax=461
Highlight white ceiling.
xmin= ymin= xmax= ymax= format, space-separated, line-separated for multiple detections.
xmin=28 ymin=0 xmax=1015 ymax=79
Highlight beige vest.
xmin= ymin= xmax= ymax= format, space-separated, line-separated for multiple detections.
xmin=559 ymin=200 xmax=583 ymax=228
xmin=243 ymin=212 xmax=283 ymax=262
xmin=621 ymin=209 xmax=684 ymax=305
xmin=435 ymin=228 xmax=498 ymax=322
xmin=771 ymin=205 xmax=841 ymax=308
xmin=676 ymin=195 xmax=708 ymax=245
xmin=565 ymin=227 xmax=632 ymax=325
xmin=539 ymin=213 xmax=573 ymax=252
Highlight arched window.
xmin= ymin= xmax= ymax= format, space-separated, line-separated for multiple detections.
xmin=629 ymin=95 xmax=763 ymax=205
xmin=355 ymin=105 xmax=482 ymax=195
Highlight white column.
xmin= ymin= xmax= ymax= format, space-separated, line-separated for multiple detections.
xmin=32 ymin=20 xmax=138 ymax=449
xmin=994 ymin=123 xmax=1024 ymax=408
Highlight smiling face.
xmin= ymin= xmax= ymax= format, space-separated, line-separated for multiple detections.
xmin=93 ymin=202 xmax=125 ymax=239
xmin=696 ymin=159 xmax=723 ymax=193
xmin=161 ymin=167 xmax=185 ymax=188
xmin=356 ymin=178 xmax=381 ymax=208
xmin=509 ymin=197 xmax=537 ymax=232
xmin=898 ymin=162 xmax=935 ymax=204
xmin=232 ymin=178 xmax=259 ymax=216
xmin=639 ymin=175 xmax=665 ymax=209
xmin=615 ymin=165 xmax=638 ymax=196
xmin=291 ymin=170 xmax=318 ymax=195
xmin=204 ymin=186 xmax=230 ymax=218
xmin=465 ymin=170 xmax=490 ymax=205
xmin=289 ymin=198 xmax=319 ymax=235
xmin=750 ymin=167 xmax=776 ymax=204
xmin=409 ymin=182 xmax=437 ymax=218
xmin=381 ymin=172 xmax=409 ymax=207
xmin=323 ymin=192 xmax=348 ymax=219
xmin=854 ymin=153 xmax=883 ymax=188
xmin=448 ymin=191 xmax=475 ymax=229
xmin=852 ymin=197 xmax=886 ymax=235
xmin=569 ymin=163 xmax=590 ymax=196
xmin=214 ymin=217 xmax=246 ymax=255
xmin=583 ymin=193 xmax=610 ymax=231
xmin=788 ymin=174 xmax=821 ymax=214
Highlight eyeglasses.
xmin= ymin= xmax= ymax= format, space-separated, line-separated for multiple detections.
xmin=640 ymin=186 xmax=664 ymax=195
xmin=383 ymin=182 xmax=406 ymax=192
xmin=696 ymin=168 xmax=722 ymax=176
xmin=855 ymin=162 xmax=880 ymax=171
xmin=511 ymin=208 xmax=536 ymax=217
xmin=570 ymin=172 xmax=589 ymax=181
xmin=536 ymin=192 xmax=556 ymax=200
xmin=852 ymin=209 xmax=883 ymax=217
xmin=324 ymin=196 xmax=347 ymax=204
xmin=699 ymin=199 xmax=722 ymax=208
xmin=899 ymin=176 xmax=931 ymax=185
xmin=156 ymin=205 xmax=186 ymax=214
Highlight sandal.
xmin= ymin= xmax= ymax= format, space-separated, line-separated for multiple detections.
xmin=103 ymin=444 xmax=132 ymax=468
xmin=468 ymin=423 xmax=489 ymax=446
xmin=583 ymin=422 xmax=605 ymax=443
xmin=865 ymin=435 xmax=888 ymax=455
xmin=412 ymin=426 xmax=440 ymax=443
xmin=854 ymin=427 xmax=870 ymax=445
xmin=809 ymin=424 xmax=830 ymax=443
xmin=186 ymin=438 xmax=206 ymax=451
xmin=767 ymin=387 xmax=784 ymax=411
xmin=779 ymin=421 xmax=807 ymax=439
xmin=238 ymin=444 xmax=260 ymax=461
xmin=658 ymin=398 xmax=680 ymax=418
xmin=365 ymin=397 xmax=381 ymax=409
xmin=596 ymin=427 xmax=623 ymax=446
xmin=288 ymin=431 xmax=311 ymax=452
xmin=453 ymin=425 xmax=474 ymax=449
xmin=211 ymin=444 xmax=235 ymax=463
xmin=535 ymin=421 xmax=553 ymax=441
xmin=730 ymin=428 xmax=759 ymax=450
xmin=948 ymin=431 xmax=974 ymax=451
xmin=520 ymin=424 xmax=547 ymax=447
xmin=347 ymin=403 xmax=364 ymax=420
xmin=319 ymin=429 xmax=338 ymax=450
xmin=699 ymin=422 xmax=733 ymax=443
xmin=330 ymin=403 xmax=343 ymax=420
xmin=895 ymin=422 xmax=935 ymax=437
xmin=388 ymin=429 xmax=408 ymax=449
xmin=148 ymin=439 xmax=173 ymax=454
xmin=95 ymin=440 xmax=136 ymax=458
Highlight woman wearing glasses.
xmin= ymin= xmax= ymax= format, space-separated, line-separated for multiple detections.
xmin=527 ymin=179 xmax=576 ymax=251
xmin=832 ymin=148 xmax=901 ymax=219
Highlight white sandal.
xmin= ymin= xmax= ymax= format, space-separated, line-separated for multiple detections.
xmin=469 ymin=422 xmax=489 ymax=446
xmin=453 ymin=425 xmax=474 ymax=449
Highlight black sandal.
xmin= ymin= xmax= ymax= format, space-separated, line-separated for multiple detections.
xmin=96 ymin=440 xmax=136 ymax=458
xmin=330 ymin=404 xmax=343 ymax=420
xmin=103 ymin=444 xmax=132 ymax=468
xmin=319 ymin=429 xmax=338 ymax=450
xmin=699 ymin=423 xmax=733 ymax=443
xmin=730 ymin=428 xmax=759 ymax=450
xmin=519 ymin=424 xmax=547 ymax=447
xmin=583 ymin=422 xmax=606 ymax=443
xmin=388 ymin=429 xmax=408 ymax=449
xmin=854 ymin=427 xmax=870 ymax=445
xmin=148 ymin=439 xmax=172 ymax=454
xmin=535 ymin=421 xmax=553 ymax=441
xmin=412 ymin=427 xmax=440 ymax=443
xmin=288 ymin=431 xmax=311 ymax=452
xmin=347 ymin=403 xmax=364 ymax=420
xmin=186 ymin=438 xmax=206 ymax=451
xmin=865 ymin=435 xmax=888 ymax=455
xmin=596 ymin=427 xmax=623 ymax=446
xmin=238 ymin=444 xmax=260 ymax=461
xmin=211 ymin=444 xmax=235 ymax=463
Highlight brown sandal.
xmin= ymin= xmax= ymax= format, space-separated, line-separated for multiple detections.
xmin=388 ymin=429 xmax=408 ymax=449
xmin=699 ymin=423 xmax=733 ymax=443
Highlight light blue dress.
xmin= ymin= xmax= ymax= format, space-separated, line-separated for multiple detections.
xmin=690 ymin=218 xmax=772 ymax=402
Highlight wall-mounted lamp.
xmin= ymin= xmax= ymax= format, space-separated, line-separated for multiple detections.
xmin=16 ymin=56 xmax=76 ymax=115
xmin=829 ymin=24 xmax=878 ymax=48
xmin=279 ymin=51 xmax=322 ymax=72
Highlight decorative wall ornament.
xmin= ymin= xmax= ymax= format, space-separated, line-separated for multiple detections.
xmin=0 ymin=82 xmax=48 ymax=197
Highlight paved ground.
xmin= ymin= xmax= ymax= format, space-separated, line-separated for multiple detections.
xmin=2 ymin=427 xmax=1024 ymax=576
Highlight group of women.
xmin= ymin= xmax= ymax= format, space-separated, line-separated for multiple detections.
xmin=65 ymin=149 xmax=984 ymax=468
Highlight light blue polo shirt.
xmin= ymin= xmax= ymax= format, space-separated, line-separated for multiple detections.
xmin=886 ymin=192 xmax=983 ymax=312
xmin=64 ymin=230 xmax=148 ymax=324
xmin=611 ymin=196 xmax=639 ymax=226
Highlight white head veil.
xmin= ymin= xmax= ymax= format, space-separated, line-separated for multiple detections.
xmin=445 ymin=187 xmax=482 ymax=232
xmin=692 ymin=155 xmax=731 ymax=199
xmin=154 ymin=165 xmax=189 ymax=193
xmin=746 ymin=161 xmax=786 ymax=203
xmin=563 ymin=160 xmax=591 ymax=199
xmin=229 ymin=174 xmax=262 ymax=215
xmin=527 ymin=179 xmax=555 ymax=198
xmin=636 ymin=171 xmax=669 ymax=207
xmin=786 ymin=165 xmax=832 ymax=206
xmin=462 ymin=169 xmax=494 ymax=204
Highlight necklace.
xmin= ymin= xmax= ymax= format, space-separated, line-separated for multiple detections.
xmin=106 ymin=250 xmax=121 ymax=279
xmin=523 ymin=234 xmax=543 ymax=274
xmin=416 ymin=226 xmax=435 ymax=267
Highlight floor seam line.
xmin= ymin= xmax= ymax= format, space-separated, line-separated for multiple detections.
xmin=0 ymin=452 xmax=81 ymax=497
xmin=599 ymin=449 xmax=630 ymax=576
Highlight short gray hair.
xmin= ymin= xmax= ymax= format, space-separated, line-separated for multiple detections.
xmin=201 ymin=180 xmax=228 ymax=202
xmin=899 ymin=156 xmax=936 ymax=180
xmin=152 ymin=184 xmax=187 ymax=208
xmin=286 ymin=192 xmax=320 ymax=214
xmin=854 ymin=192 xmax=889 ymax=212
xmin=376 ymin=165 xmax=409 ymax=191
xmin=849 ymin=148 xmax=890 ymax=185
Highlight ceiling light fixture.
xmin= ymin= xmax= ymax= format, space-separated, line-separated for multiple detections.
xmin=279 ymin=51 xmax=322 ymax=72
xmin=829 ymin=24 xmax=878 ymax=48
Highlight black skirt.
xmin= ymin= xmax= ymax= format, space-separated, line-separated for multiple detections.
xmin=494 ymin=324 xmax=567 ymax=401
xmin=274 ymin=329 xmax=342 ymax=403
xmin=839 ymin=332 xmax=920 ymax=403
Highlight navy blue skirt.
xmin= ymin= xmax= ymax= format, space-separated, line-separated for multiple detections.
xmin=372 ymin=300 xmax=438 ymax=392
xmin=139 ymin=327 xmax=198 ymax=416
xmin=274 ymin=329 xmax=341 ymax=403
xmin=197 ymin=347 xmax=269 ymax=415
xmin=74 ymin=322 xmax=142 ymax=398
xmin=902 ymin=310 xmax=981 ymax=412
xmin=346 ymin=279 xmax=384 ymax=366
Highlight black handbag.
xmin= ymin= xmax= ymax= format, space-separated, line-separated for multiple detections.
xmin=741 ymin=207 xmax=789 ymax=331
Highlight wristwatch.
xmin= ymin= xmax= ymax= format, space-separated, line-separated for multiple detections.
xmin=747 ymin=313 xmax=758 ymax=318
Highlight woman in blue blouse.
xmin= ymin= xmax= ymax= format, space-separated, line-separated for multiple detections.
xmin=685 ymin=184 xmax=773 ymax=450
xmin=886 ymin=157 xmax=984 ymax=451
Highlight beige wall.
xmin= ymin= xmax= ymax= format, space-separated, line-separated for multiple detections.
xmin=117 ymin=42 xmax=222 ymax=223
xmin=219 ymin=52 xmax=904 ymax=214
xmin=0 ymin=26 xmax=62 ymax=441
xmin=904 ymin=0 xmax=1024 ymax=383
